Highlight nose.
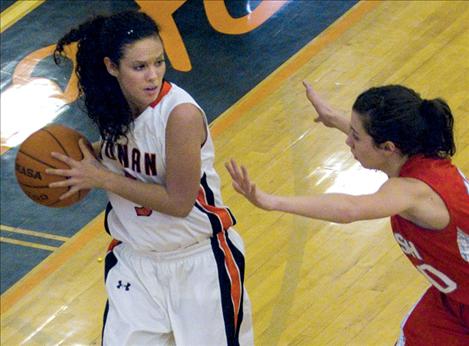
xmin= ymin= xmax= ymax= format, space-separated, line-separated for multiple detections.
xmin=146 ymin=66 xmax=159 ymax=81
xmin=345 ymin=133 xmax=353 ymax=148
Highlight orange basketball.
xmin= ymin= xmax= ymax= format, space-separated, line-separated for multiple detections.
xmin=15 ymin=124 xmax=92 ymax=208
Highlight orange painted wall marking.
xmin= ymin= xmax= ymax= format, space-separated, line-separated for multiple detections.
xmin=137 ymin=0 xmax=287 ymax=71
xmin=136 ymin=1 xmax=190 ymax=71
xmin=0 ymin=1 xmax=381 ymax=314
xmin=204 ymin=0 xmax=287 ymax=35
xmin=12 ymin=43 xmax=79 ymax=103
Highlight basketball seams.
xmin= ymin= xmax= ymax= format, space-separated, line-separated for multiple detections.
xmin=43 ymin=127 xmax=85 ymax=161
xmin=42 ymin=128 xmax=70 ymax=157
xmin=17 ymin=183 xmax=51 ymax=188
xmin=18 ymin=150 xmax=61 ymax=169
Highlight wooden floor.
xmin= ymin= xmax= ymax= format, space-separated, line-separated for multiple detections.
xmin=2 ymin=1 xmax=469 ymax=345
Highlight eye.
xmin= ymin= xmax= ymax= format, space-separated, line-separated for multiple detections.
xmin=155 ymin=59 xmax=165 ymax=66
xmin=348 ymin=128 xmax=359 ymax=141
xmin=134 ymin=64 xmax=145 ymax=71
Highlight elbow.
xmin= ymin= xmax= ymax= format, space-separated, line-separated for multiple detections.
xmin=169 ymin=202 xmax=194 ymax=218
xmin=173 ymin=208 xmax=192 ymax=218
xmin=165 ymin=189 xmax=198 ymax=217
xmin=335 ymin=215 xmax=356 ymax=224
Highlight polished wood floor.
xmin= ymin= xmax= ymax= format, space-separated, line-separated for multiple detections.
xmin=2 ymin=1 xmax=469 ymax=345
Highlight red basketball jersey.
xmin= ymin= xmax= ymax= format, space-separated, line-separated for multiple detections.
xmin=391 ymin=155 xmax=469 ymax=305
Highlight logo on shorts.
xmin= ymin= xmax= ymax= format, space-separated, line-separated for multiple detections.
xmin=117 ymin=280 xmax=131 ymax=291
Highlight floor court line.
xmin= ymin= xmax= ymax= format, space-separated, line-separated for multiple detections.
xmin=1 ymin=214 xmax=104 ymax=314
xmin=0 ymin=237 xmax=58 ymax=252
xmin=0 ymin=0 xmax=380 ymax=315
xmin=1 ymin=224 xmax=70 ymax=242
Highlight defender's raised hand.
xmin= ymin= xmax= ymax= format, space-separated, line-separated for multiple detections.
xmin=303 ymin=81 xmax=350 ymax=134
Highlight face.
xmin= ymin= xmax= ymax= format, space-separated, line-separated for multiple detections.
xmin=345 ymin=111 xmax=389 ymax=170
xmin=105 ymin=35 xmax=166 ymax=115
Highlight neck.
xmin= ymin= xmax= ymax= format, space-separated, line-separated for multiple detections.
xmin=129 ymin=103 xmax=143 ymax=119
xmin=383 ymin=154 xmax=408 ymax=178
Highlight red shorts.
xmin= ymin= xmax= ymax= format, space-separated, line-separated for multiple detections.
xmin=397 ymin=286 xmax=469 ymax=345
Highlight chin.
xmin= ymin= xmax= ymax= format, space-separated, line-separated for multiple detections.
xmin=356 ymin=158 xmax=370 ymax=169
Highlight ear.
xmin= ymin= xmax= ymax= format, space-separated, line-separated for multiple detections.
xmin=103 ymin=57 xmax=119 ymax=77
xmin=380 ymin=141 xmax=398 ymax=154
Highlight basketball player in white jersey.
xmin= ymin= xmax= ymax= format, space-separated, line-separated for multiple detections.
xmin=51 ymin=10 xmax=253 ymax=346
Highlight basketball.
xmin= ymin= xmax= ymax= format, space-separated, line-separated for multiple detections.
xmin=15 ymin=124 xmax=92 ymax=208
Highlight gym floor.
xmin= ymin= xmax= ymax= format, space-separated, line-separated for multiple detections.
xmin=1 ymin=1 xmax=468 ymax=345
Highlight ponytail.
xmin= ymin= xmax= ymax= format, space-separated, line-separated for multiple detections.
xmin=419 ymin=98 xmax=455 ymax=157
xmin=54 ymin=15 xmax=106 ymax=65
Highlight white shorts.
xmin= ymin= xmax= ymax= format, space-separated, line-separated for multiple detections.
xmin=102 ymin=229 xmax=254 ymax=346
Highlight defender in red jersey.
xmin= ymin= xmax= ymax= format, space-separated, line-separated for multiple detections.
xmin=226 ymin=82 xmax=469 ymax=345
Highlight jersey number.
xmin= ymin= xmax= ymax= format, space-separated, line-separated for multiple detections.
xmin=415 ymin=264 xmax=457 ymax=294
xmin=124 ymin=171 xmax=153 ymax=216
xmin=135 ymin=206 xmax=153 ymax=217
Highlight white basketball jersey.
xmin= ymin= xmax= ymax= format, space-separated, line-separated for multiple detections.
xmin=100 ymin=82 xmax=235 ymax=251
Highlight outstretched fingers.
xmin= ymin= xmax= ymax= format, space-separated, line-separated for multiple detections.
xmin=225 ymin=159 xmax=249 ymax=195
xmin=225 ymin=159 xmax=240 ymax=181
xmin=225 ymin=158 xmax=272 ymax=210
xmin=239 ymin=164 xmax=254 ymax=194
xmin=303 ymin=80 xmax=315 ymax=102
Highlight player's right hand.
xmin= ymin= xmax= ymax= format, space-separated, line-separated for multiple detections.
xmin=225 ymin=159 xmax=273 ymax=211
xmin=46 ymin=139 xmax=109 ymax=199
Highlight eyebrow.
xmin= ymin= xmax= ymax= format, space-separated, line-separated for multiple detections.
xmin=133 ymin=54 xmax=165 ymax=64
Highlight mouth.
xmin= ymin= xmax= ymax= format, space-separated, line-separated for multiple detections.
xmin=143 ymin=86 xmax=159 ymax=97
xmin=144 ymin=86 xmax=158 ymax=92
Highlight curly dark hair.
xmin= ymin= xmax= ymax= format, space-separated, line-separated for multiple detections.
xmin=54 ymin=10 xmax=160 ymax=143
xmin=353 ymin=85 xmax=455 ymax=158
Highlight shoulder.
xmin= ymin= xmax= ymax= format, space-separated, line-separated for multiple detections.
xmin=166 ymin=82 xmax=195 ymax=102
xmin=377 ymin=177 xmax=433 ymax=214
xmin=170 ymin=103 xmax=203 ymax=122
xmin=382 ymin=176 xmax=434 ymax=199
xmin=166 ymin=103 xmax=206 ymax=147
xmin=161 ymin=83 xmax=202 ymax=114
